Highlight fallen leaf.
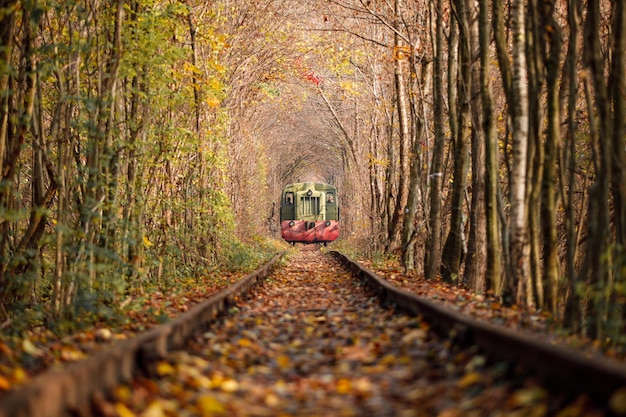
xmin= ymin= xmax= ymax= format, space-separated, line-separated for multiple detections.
xmin=156 ymin=361 xmax=175 ymax=376
xmin=140 ymin=401 xmax=165 ymax=417
xmin=197 ymin=394 xmax=225 ymax=416
xmin=510 ymin=387 xmax=546 ymax=407
xmin=238 ymin=338 xmax=253 ymax=348
xmin=115 ymin=403 xmax=137 ymax=417
xmin=61 ymin=347 xmax=85 ymax=362
xmin=0 ymin=376 xmax=10 ymax=391
xmin=276 ymin=354 xmax=291 ymax=370
xmin=336 ymin=378 xmax=352 ymax=394
xmin=401 ymin=328 xmax=427 ymax=345
xmin=265 ymin=393 xmax=280 ymax=406
xmin=220 ymin=378 xmax=239 ymax=393
xmin=458 ymin=372 xmax=482 ymax=388
xmin=22 ymin=339 xmax=42 ymax=357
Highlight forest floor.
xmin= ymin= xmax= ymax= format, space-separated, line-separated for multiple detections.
xmin=0 ymin=247 xmax=622 ymax=415
xmin=356 ymin=256 xmax=623 ymax=364
xmin=98 ymin=250 xmax=606 ymax=416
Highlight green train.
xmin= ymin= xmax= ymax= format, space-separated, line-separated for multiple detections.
xmin=280 ymin=182 xmax=339 ymax=245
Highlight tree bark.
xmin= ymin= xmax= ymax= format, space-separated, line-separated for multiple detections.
xmin=540 ymin=0 xmax=562 ymax=314
xmin=441 ymin=0 xmax=470 ymax=284
xmin=464 ymin=0 xmax=487 ymax=292
xmin=425 ymin=0 xmax=446 ymax=280
xmin=479 ymin=0 xmax=502 ymax=294
xmin=508 ymin=0 xmax=531 ymax=306
xmin=562 ymin=0 xmax=583 ymax=330
xmin=391 ymin=0 xmax=411 ymax=254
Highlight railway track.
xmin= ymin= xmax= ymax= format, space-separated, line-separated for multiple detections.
xmin=1 ymin=250 xmax=625 ymax=416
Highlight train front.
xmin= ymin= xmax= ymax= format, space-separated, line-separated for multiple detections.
xmin=280 ymin=182 xmax=339 ymax=245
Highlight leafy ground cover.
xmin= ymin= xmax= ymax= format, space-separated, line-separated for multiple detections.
xmin=96 ymin=251 xmax=605 ymax=416
xmin=358 ymin=256 xmax=626 ymax=363
xmin=0 ymin=271 xmax=245 ymax=393
xmin=0 ymin=248 xmax=622 ymax=416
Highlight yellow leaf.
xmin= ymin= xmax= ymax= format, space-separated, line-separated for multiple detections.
xmin=142 ymin=235 xmax=153 ymax=248
xmin=115 ymin=403 xmax=136 ymax=417
xmin=276 ymin=354 xmax=291 ymax=370
xmin=220 ymin=378 xmax=239 ymax=393
xmin=197 ymin=395 xmax=225 ymax=416
xmin=115 ymin=385 xmax=132 ymax=402
xmin=206 ymin=97 xmax=221 ymax=108
xmin=21 ymin=339 xmax=42 ymax=357
xmin=458 ymin=372 xmax=482 ymax=388
xmin=12 ymin=367 xmax=26 ymax=384
xmin=140 ymin=401 xmax=165 ymax=417
xmin=156 ymin=361 xmax=175 ymax=376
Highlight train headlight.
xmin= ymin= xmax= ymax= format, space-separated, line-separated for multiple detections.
xmin=325 ymin=221 xmax=331 ymax=226
xmin=289 ymin=221 xmax=295 ymax=227
xmin=307 ymin=189 xmax=312 ymax=196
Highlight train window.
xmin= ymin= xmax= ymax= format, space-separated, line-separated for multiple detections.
xmin=285 ymin=192 xmax=294 ymax=205
xmin=326 ymin=192 xmax=335 ymax=204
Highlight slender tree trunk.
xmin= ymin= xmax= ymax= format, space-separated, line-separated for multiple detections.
xmin=479 ymin=0 xmax=502 ymax=294
xmin=526 ymin=0 xmax=543 ymax=310
xmin=465 ymin=0 xmax=487 ymax=292
xmin=0 ymin=0 xmax=16 ymax=181
xmin=441 ymin=0 xmax=471 ymax=284
xmin=583 ymin=0 xmax=612 ymax=339
xmin=541 ymin=0 xmax=562 ymax=314
xmin=425 ymin=0 xmax=446 ymax=280
xmin=508 ymin=0 xmax=531 ymax=306
xmin=0 ymin=3 xmax=40 ymax=302
xmin=562 ymin=0 xmax=582 ymax=330
xmin=391 ymin=0 xmax=411 ymax=254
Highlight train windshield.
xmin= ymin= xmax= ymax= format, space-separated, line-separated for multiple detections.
xmin=300 ymin=195 xmax=320 ymax=216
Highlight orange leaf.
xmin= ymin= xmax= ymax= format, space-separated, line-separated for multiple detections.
xmin=336 ymin=378 xmax=352 ymax=394
xmin=0 ymin=376 xmax=10 ymax=391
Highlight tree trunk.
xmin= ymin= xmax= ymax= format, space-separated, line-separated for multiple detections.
xmin=540 ymin=0 xmax=562 ymax=315
xmin=508 ymin=0 xmax=531 ymax=306
xmin=441 ymin=0 xmax=471 ymax=284
xmin=562 ymin=0 xmax=583 ymax=330
xmin=582 ymin=0 xmax=612 ymax=339
xmin=479 ymin=0 xmax=502 ymax=294
xmin=464 ymin=0 xmax=487 ymax=292
xmin=391 ymin=0 xmax=411 ymax=254
xmin=526 ymin=0 xmax=544 ymax=310
xmin=425 ymin=0 xmax=446 ymax=280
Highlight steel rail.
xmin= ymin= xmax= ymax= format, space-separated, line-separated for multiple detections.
xmin=331 ymin=250 xmax=626 ymax=406
xmin=0 ymin=252 xmax=284 ymax=417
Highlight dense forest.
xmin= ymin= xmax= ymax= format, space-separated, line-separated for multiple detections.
xmin=0 ymin=0 xmax=624 ymax=347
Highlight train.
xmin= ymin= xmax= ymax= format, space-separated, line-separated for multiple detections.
xmin=280 ymin=182 xmax=339 ymax=245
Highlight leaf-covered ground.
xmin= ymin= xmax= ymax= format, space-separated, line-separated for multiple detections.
xmin=0 ymin=272 xmax=241 ymax=393
xmin=98 ymin=251 xmax=605 ymax=417
xmin=359 ymin=257 xmax=624 ymax=362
